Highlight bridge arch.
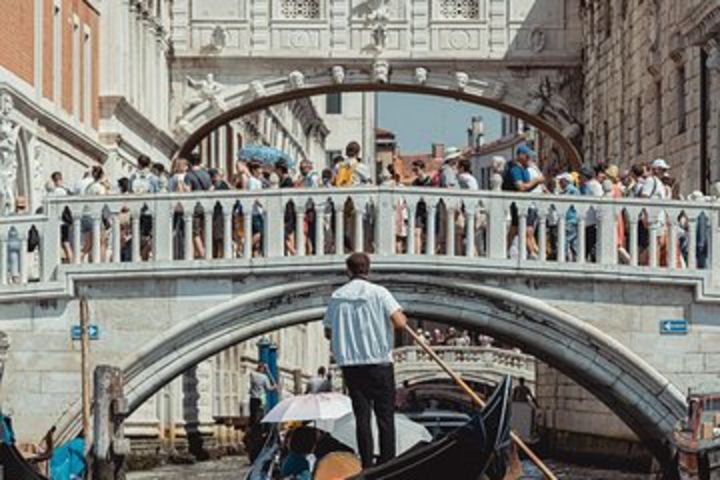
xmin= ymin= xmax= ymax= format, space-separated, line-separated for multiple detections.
xmin=174 ymin=64 xmax=583 ymax=168
xmin=54 ymin=274 xmax=683 ymax=466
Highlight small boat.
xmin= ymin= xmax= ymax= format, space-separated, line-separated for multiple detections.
xmin=348 ymin=376 xmax=514 ymax=480
xmin=675 ymin=392 xmax=720 ymax=480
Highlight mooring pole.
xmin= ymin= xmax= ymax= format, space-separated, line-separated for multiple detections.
xmin=80 ymin=296 xmax=92 ymax=444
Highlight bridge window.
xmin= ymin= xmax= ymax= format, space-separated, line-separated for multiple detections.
xmin=438 ymin=0 xmax=480 ymax=19
xmin=280 ymin=0 xmax=321 ymax=19
xmin=326 ymin=92 xmax=342 ymax=114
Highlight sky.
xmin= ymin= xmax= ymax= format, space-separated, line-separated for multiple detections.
xmin=376 ymin=92 xmax=502 ymax=154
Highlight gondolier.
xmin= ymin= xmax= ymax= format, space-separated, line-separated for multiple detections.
xmin=324 ymin=253 xmax=408 ymax=468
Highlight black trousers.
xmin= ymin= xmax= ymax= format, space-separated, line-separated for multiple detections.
xmin=342 ymin=364 xmax=396 ymax=468
xmin=249 ymin=397 xmax=263 ymax=425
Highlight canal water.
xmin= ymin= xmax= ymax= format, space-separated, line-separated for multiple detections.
xmin=127 ymin=456 xmax=651 ymax=479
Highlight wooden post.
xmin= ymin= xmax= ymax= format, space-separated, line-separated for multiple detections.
xmin=93 ymin=365 xmax=129 ymax=480
xmin=80 ymin=296 xmax=92 ymax=446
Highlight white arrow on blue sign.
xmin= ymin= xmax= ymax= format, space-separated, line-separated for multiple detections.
xmin=71 ymin=325 xmax=100 ymax=341
xmin=659 ymin=319 xmax=688 ymax=335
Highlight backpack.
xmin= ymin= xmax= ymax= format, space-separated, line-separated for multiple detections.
xmin=132 ymin=170 xmax=153 ymax=194
xmin=334 ymin=164 xmax=353 ymax=187
xmin=502 ymin=161 xmax=520 ymax=191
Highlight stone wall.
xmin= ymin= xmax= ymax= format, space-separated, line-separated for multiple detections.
xmin=581 ymin=0 xmax=720 ymax=195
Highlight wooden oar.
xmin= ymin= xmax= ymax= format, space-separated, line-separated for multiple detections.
xmin=404 ymin=325 xmax=557 ymax=480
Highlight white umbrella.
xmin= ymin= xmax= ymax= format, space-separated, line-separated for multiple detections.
xmin=261 ymin=393 xmax=352 ymax=424
xmin=317 ymin=412 xmax=432 ymax=456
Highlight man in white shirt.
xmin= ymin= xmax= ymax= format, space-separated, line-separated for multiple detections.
xmin=305 ymin=366 xmax=331 ymax=394
xmin=248 ymin=363 xmax=276 ymax=425
xmin=324 ymin=253 xmax=408 ymax=467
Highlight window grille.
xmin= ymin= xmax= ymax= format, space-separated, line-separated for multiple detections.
xmin=280 ymin=0 xmax=320 ymax=19
xmin=439 ymin=0 xmax=479 ymax=19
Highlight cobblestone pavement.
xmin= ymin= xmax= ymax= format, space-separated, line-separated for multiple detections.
xmin=127 ymin=456 xmax=250 ymax=479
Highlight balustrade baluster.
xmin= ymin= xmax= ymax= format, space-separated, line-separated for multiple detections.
xmin=487 ymin=200 xmax=507 ymax=260
xmin=153 ymin=201 xmax=172 ymax=262
xmin=183 ymin=212 xmax=193 ymax=261
xmin=314 ymin=204 xmax=325 ymax=256
xmin=649 ymin=221 xmax=659 ymax=268
xmin=465 ymin=206 xmax=475 ymax=258
xmin=425 ymin=203 xmax=436 ymax=255
xmin=223 ymin=206 xmax=233 ymax=260
xmin=243 ymin=207 xmax=253 ymax=259
xmin=669 ymin=218 xmax=679 ymax=270
xmin=0 ymin=236 xmax=7 ymax=285
xmin=92 ymin=216 xmax=102 ymax=264
xmin=296 ymin=207 xmax=306 ymax=257
xmin=111 ymin=214 xmax=121 ymax=263
xmin=577 ymin=217 xmax=586 ymax=264
xmin=557 ymin=214 xmax=566 ymax=263
xmin=131 ymin=213 xmax=141 ymax=263
xmin=406 ymin=203 xmax=416 ymax=255
xmin=538 ymin=211 xmax=547 ymax=262
xmin=17 ymin=234 xmax=27 ymax=284
xmin=41 ymin=202 xmax=60 ymax=281
xmin=334 ymin=203 xmax=344 ymax=255
xmin=518 ymin=212 xmax=527 ymax=261
xmin=687 ymin=215 xmax=697 ymax=270
xmin=629 ymin=213 xmax=639 ymax=266
xmin=446 ymin=204 xmax=455 ymax=256
xmin=204 ymin=207 xmax=213 ymax=260
xmin=353 ymin=203 xmax=363 ymax=253
xmin=72 ymin=216 xmax=82 ymax=264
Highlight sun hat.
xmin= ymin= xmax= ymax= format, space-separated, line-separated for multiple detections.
xmin=605 ymin=164 xmax=619 ymax=181
xmin=444 ymin=147 xmax=463 ymax=162
xmin=651 ymin=158 xmax=670 ymax=170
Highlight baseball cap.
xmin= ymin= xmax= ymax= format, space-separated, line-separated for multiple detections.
xmin=516 ymin=144 xmax=536 ymax=157
xmin=651 ymin=158 xmax=670 ymax=170
xmin=556 ymin=172 xmax=574 ymax=183
xmin=580 ymin=165 xmax=594 ymax=179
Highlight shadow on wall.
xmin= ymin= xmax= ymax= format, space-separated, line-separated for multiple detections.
xmin=182 ymin=365 xmax=209 ymax=460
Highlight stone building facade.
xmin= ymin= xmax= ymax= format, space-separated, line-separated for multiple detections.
xmin=581 ymin=0 xmax=720 ymax=195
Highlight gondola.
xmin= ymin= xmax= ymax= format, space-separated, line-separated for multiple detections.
xmin=347 ymin=375 xmax=513 ymax=480
xmin=0 ymin=415 xmax=48 ymax=480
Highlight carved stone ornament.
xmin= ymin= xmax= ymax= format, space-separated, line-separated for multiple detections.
xmin=414 ymin=67 xmax=428 ymax=85
xmin=249 ymin=80 xmax=267 ymax=98
xmin=488 ymin=81 xmax=507 ymax=102
xmin=0 ymin=331 xmax=8 ymax=396
xmin=210 ymin=25 xmax=227 ymax=51
xmin=331 ymin=65 xmax=345 ymax=84
xmin=455 ymin=72 xmax=470 ymax=91
xmin=373 ymin=59 xmax=390 ymax=83
xmin=0 ymin=93 xmax=20 ymax=215
xmin=706 ymin=37 xmax=720 ymax=72
xmin=288 ymin=70 xmax=305 ymax=89
xmin=530 ymin=27 xmax=546 ymax=53
xmin=185 ymin=74 xmax=226 ymax=111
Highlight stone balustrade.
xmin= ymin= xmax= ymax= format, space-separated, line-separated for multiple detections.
xmin=0 ymin=187 xmax=718 ymax=299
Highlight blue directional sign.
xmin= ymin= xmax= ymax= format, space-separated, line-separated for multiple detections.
xmin=71 ymin=324 xmax=100 ymax=341
xmin=659 ymin=319 xmax=688 ymax=335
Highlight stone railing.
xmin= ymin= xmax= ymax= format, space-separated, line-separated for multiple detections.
xmin=392 ymin=345 xmax=536 ymax=385
xmin=0 ymin=187 xmax=718 ymax=298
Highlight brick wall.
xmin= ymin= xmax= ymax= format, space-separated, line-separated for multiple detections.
xmin=0 ymin=0 xmax=35 ymax=84
xmin=581 ymin=1 xmax=719 ymax=195
xmin=42 ymin=0 xmax=54 ymax=100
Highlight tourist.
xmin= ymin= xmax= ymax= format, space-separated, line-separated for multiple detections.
xmin=306 ymin=366 xmax=331 ymax=394
xmin=248 ymin=161 xmax=265 ymax=256
xmin=639 ymin=159 xmax=670 ymax=265
xmin=248 ymin=363 xmax=276 ymax=425
xmin=439 ymin=148 xmax=461 ymax=188
xmin=298 ymin=159 xmax=320 ymax=188
xmin=321 ymin=168 xmax=334 ymax=188
xmin=345 ymin=141 xmax=372 ymax=186
xmin=511 ymin=377 xmax=538 ymax=409
xmin=297 ymin=160 xmax=319 ymax=254
xmin=80 ymin=166 xmax=110 ymax=262
xmin=73 ymin=170 xmax=94 ymax=195
xmin=502 ymin=145 xmax=544 ymax=258
xmin=130 ymin=154 xmax=160 ymax=194
xmin=323 ymin=253 xmax=407 ymax=468
xmin=168 ymin=158 xmax=190 ymax=193
xmin=458 ymin=159 xmax=478 ymax=190
xmin=556 ymin=173 xmax=579 ymax=261
xmin=234 ymin=160 xmax=251 ymax=190
xmin=152 ymin=163 xmax=169 ymax=193
xmin=411 ymin=160 xmax=432 ymax=254
xmin=46 ymin=172 xmax=73 ymax=263
xmin=395 ymin=380 xmax=411 ymax=411
xmin=184 ymin=153 xmax=212 ymax=258
xmin=579 ymin=165 xmax=603 ymax=262
xmin=209 ymin=168 xmax=230 ymax=191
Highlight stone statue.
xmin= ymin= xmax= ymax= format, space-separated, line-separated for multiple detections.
xmin=489 ymin=156 xmax=506 ymax=191
xmin=365 ymin=0 xmax=390 ymax=53
xmin=530 ymin=27 xmax=546 ymax=53
xmin=455 ymin=72 xmax=469 ymax=91
xmin=249 ymin=80 xmax=266 ymax=98
xmin=288 ymin=70 xmax=305 ymax=89
xmin=331 ymin=65 xmax=345 ymax=84
xmin=186 ymin=73 xmax=226 ymax=111
xmin=414 ymin=67 xmax=428 ymax=85
xmin=526 ymin=76 xmax=579 ymax=137
xmin=209 ymin=25 xmax=227 ymax=52
xmin=707 ymin=38 xmax=720 ymax=72
xmin=0 ymin=93 xmax=20 ymax=215
xmin=373 ymin=59 xmax=390 ymax=83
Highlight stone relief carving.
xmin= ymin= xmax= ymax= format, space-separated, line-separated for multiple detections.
xmin=185 ymin=74 xmax=226 ymax=111
xmin=0 ymin=93 xmax=20 ymax=215
xmin=288 ymin=70 xmax=306 ymax=89
xmin=455 ymin=72 xmax=469 ymax=91
xmin=414 ymin=67 xmax=428 ymax=85
xmin=331 ymin=65 xmax=346 ymax=84
xmin=209 ymin=25 xmax=227 ymax=52
xmin=706 ymin=37 xmax=720 ymax=72
xmin=365 ymin=0 xmax=390 ymax=53
xmin=526 ymin=76 xmax=581 ymax=139
xmin=249 ymin=80 xmax=267 ymax=98
xmin=373 ymin=59 xmax=390 ymax=83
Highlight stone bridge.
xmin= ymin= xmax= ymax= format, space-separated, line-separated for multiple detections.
xmin=1 ymin=187 xmax=720 ymax=469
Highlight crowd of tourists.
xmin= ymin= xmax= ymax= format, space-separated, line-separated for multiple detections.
xmin=36 ymin=138 xmax=712 ymax=270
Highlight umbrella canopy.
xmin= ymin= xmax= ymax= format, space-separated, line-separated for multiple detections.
xmin=239 ymin=144 xmax=295 ymax=168
xmin=261 ymin=393 xmax=352 ymax=424
xmin=317 ymin=412 xmax=432 ymax=457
